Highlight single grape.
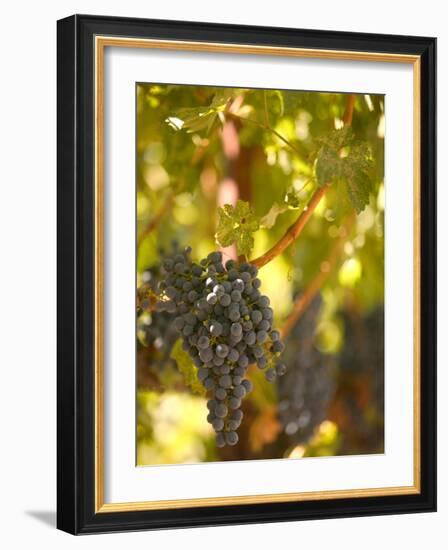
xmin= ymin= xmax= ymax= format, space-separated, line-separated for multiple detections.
xmin=219 ymin=293 xmax=231 ymax=307
xmin=275 ymin=363 xmax=287 ymax=376
xmin=265 ymin=369 xmax=277 ymax=382
xmin=215 ymin=403 xmax=228 ymax=418
xmin=262 ymin=307 xmax=273 ymax=320
xmin=244 ymin=331 xmax=256 ymax=345
xmin=197 ymin=335 xmax=210 ymax=349
xmin=209 ymin=321 xmax=223 ymax=337
xmin=233 ymin=279 xmax=245 ymax=292
xmin=231 ymin=290 xmax=242 ymax=302
xmin=182 ymin=281 xmax=193 ymax=292
xmin=272 ymin=340 xmax=285 ymax=353
xmin=215 ymin=387 xmax=227 ymax=400
xmin=204 ymin=377 xmax=216 ymax=390
xmin=206 ymin=292 xmax=217 ymax=305
xmin=207 ymin=399 xmax=217 ymax=411
xmin=233 ymin=385 xmax=246 ymax=399
xmin=198 ymin=368 xmax=209 ymax=381
xmin=228 ymin=396 xmax=241 ymax=409
xmin=184 ymin=312 xmax=196 ymax=325
xmin=212 ymin=418 xmax=225 ymax=431
xmin=251 ymin=310 xmax=263 ymax=325
xmin=225 ymin=431 xmax=239 ymax=446
xmin=173 ymin=317 xmax=185 ymax=331
xmin=216 ymin=344 xmax=229 ymax=358
xmin=199 ymin=347 xmax=213 ymax=362
xmin=227 ymin=419 xmax=240 ymax=431
xmin=228 ymin=348 xmax=239 ymax=362
xmin=213 ymin=284 xmax=225 ymax=296
xmin=218 ymin=374 xmax=232 ymax=388
xmin=258 ymin=320 xmax=271 ymax=331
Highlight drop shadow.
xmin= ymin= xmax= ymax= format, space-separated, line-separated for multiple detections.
xmin=26 ymin=510 xmax=56 ymax=528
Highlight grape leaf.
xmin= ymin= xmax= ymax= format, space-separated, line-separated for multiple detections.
xmin=168 ymin=90 xmax=234 ymax=134
xmin=215 ymin=200 xmax=260 ymax=256
xmin=342 ymin=143 xmax=374 ymax=213
xmin=315 ymin=145 xmax=341 ymax=187
xmin=314 ymin=128 xmax=374 ymax=213
xmin=317 ymin=126 xmax=354 ymax=150
xmin=170 ymin=339 xmax=205 ymax=396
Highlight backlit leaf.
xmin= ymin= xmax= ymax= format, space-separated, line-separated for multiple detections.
xmin=170 ymin=339 xmax=205 ymax=397
xmin=215 ymin=200 xmax=260 ymax=256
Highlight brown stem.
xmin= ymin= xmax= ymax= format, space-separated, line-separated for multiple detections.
xmin=137 ymin=194 xmax=174 ymax=247
xmin=280 ymin=215 xmax=356 ymax=338
xmin=263 ymin=90 xmax=270 ymax=127
xmin=343 ymin=94 xmax=356 ymax=125
xmin=251 ymin=184 xmax=329 ymax=268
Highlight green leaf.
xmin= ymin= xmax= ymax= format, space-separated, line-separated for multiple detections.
xmin=342 ymin=143 xmax=374 ymax=213
xmin=167 ymin=90 xmax=233 ymax=134
xmin=315 ymin=145 xmax=341 ymax=187
xmin=173 ymin=106 xmax=216 ymax=133
xmin=314 ymin=128 xmax=374 ymax=213
xmin=170 ymin=339 xmax=205 ymax=396
xmin=215 ymin=200 xmax=260 ymax=256
xmin=317 ymin=127 xmax=354 ymax=149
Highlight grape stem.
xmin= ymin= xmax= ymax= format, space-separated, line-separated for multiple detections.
xmin=280 ymin=214 xmax=356 ymax=338
xmin=250 ymin=93 xmax=356 ymax=269
xmin=225 ymin=112 xmax=306 ymax=160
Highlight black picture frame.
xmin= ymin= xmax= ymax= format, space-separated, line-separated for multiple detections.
xmin=57 ymin=14 xmax=436 ymax=534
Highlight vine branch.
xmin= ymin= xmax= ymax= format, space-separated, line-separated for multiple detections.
xmin=343 ymin=94 xmax=355 ymax=125
xmin=251 ymin=184 xmax=329 ymax=268
xmin=137 ymin=193 xmax=174 ymax=247
xmin=280 ymin=214 xmax=356 ymax=338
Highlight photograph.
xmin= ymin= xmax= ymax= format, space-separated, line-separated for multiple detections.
xmin=135 ymin=83 xmax=385 ymax=466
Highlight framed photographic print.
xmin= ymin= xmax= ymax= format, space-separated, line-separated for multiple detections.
xmin=57 ymin=14 xmax=436 ymax=534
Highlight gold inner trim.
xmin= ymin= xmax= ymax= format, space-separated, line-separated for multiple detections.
xmin=94 ymin=35 xmax=422 ymax=514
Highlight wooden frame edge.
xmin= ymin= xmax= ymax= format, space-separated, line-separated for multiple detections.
xmin=93 ymin=35 xmax=422 ymax=514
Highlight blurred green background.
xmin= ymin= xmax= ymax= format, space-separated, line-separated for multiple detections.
xmin=136 ymin=84 xmax=384 ymax=465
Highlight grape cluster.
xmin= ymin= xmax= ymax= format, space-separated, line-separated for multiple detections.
xmin=336 ymin=306 xmax=384 ymax=454
xmin=137 ymin=268 xmax=178 ymax=370
xmin=278 ymin=295 xmax=336 ymax=445
xmin=137 ymin=267 xmax=178 ymax=371
xmin=157 ymin=248 xmax=287 ymax=447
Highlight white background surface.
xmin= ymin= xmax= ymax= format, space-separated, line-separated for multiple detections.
xmin=104 ymin=47 xmax=414 ymax=503
xmin=0 ymin=1 xmax=443 ymax=548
